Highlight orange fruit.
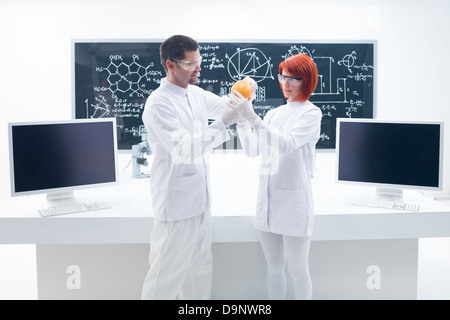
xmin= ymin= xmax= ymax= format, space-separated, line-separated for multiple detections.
xmin=231 ymin=80 xmax=253 ymax=99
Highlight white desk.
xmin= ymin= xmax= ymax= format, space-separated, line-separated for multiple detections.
xmin=1 ymin=151 xmax=449 ymax=299
xmin=2 ymin=151 xmax=449 ymax=243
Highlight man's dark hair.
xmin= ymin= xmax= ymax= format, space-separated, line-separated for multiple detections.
xmin=160 ymin=35 xmax=199 ymax=73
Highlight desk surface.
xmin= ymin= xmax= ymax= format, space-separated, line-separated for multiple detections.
xmin=1 ymin=151 xmax=449 ymax=244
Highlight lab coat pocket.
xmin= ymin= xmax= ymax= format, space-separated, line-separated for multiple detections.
xmin=273 ymin=189 xmax=308 ymax=234
xmin=166 ymin=173 xmax=206 ymax=219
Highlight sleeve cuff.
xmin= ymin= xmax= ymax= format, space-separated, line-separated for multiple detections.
xmin=249 ymin=116 xmax=263 ymax=130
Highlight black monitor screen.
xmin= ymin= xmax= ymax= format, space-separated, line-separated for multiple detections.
xmin=337 ymin=120 xmax=442 ymax=189
xmin=10 ymin=119 xmax=117 ymax=195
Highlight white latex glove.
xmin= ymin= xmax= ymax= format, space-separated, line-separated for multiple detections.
xmin=220 ymin=105 xmax=241 ymax=126
xmin=243 ymin=76 xmax=258 ymax=101
xmin=227 ymin=90 xmax=259 ymax=122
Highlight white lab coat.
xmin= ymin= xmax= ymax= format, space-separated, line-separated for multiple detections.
xmin=237 ymin=101 xmax=322 ymax=237
xmin=142 ymin=78 xmax=229 ymax=221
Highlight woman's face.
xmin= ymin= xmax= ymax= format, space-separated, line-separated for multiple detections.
xmin=280 ymin=71 xmax=303 ymax=102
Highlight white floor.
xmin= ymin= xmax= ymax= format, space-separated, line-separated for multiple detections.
xmin=417 ymin=237 xmax=450 ymax=299
xmin=1 ymin=237 xmax=450 ymax=300
xmin=0 ymin=244 xmax=37 ymax=300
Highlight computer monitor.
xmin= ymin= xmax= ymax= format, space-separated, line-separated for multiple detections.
xmin=336 ymin=118 xmax=444 ymax=200
xmin=8 ymin=118 xmax=118 ymax=206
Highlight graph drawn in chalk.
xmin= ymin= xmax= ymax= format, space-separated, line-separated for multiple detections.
xmin=313 ymin=56 xmax=348 ymax=103
xmin=281 ymin=45 xmax=347 ymax=103
xmin=226 ymin=48 xmax=274 ymax=82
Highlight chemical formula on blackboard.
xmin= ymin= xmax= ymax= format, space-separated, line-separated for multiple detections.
xmin=73 ymin=40 xmax=375 ymax=149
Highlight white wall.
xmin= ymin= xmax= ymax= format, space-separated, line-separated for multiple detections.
xmin=1 ymin=0 xmax=450 ymax=202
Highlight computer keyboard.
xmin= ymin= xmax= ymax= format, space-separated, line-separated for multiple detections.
xmin=38 ymin=202 xmax=111 ymax=217
xmin=348 ymin=199 xmax=420 ymax=211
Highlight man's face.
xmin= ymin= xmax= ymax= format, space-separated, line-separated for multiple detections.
xmin=169 ymin=49 xmax=202 ymax=88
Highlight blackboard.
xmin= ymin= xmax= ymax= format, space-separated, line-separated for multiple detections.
xmin=73 ymin=40 xmax=375 ymax=150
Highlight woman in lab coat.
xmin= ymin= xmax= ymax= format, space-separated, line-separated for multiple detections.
xmin=230 ymin=54 xmax=322 ymax=299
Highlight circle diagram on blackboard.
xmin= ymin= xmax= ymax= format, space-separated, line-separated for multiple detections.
xmin=226 ymin=48 xmax=274 ymax=83
xmin=282 ymin=45 xmax=313 ymax=60
xmin=338 ymin=51 xmax=357 ymax=73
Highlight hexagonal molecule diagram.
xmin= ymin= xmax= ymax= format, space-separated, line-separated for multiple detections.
xmin=91 ymin=54 xmax=161 ymax=118
xmin=103 ymin=54 xmax=154 ymax=97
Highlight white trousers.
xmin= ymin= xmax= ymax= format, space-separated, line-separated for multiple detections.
xmin=141 ymin=209 xmax=212 ymax=300
xmin=258 ymin=230 xmax=312 ymax=300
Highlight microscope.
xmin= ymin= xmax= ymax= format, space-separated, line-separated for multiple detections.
xmin=131 ymin=125 xmax=151 ymax=179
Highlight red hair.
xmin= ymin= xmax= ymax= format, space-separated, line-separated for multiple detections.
xmin=278 ymin=54 xmax=318 ymax=102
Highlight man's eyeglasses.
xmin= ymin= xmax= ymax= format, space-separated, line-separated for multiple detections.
xmin=173 ymin=57 xmax=202 ymax=71
xmin=277 ymin=74 xmax=302 ymax=86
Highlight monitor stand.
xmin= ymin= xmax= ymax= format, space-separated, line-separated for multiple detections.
xmin=375 ymin=187 xmax=404 ymax=202
xmin=46 ymin=191 xmax=78 ymax=207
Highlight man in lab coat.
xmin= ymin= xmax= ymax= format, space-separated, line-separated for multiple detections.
xmin=140 ymin=35 xmax=241 ymax=300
